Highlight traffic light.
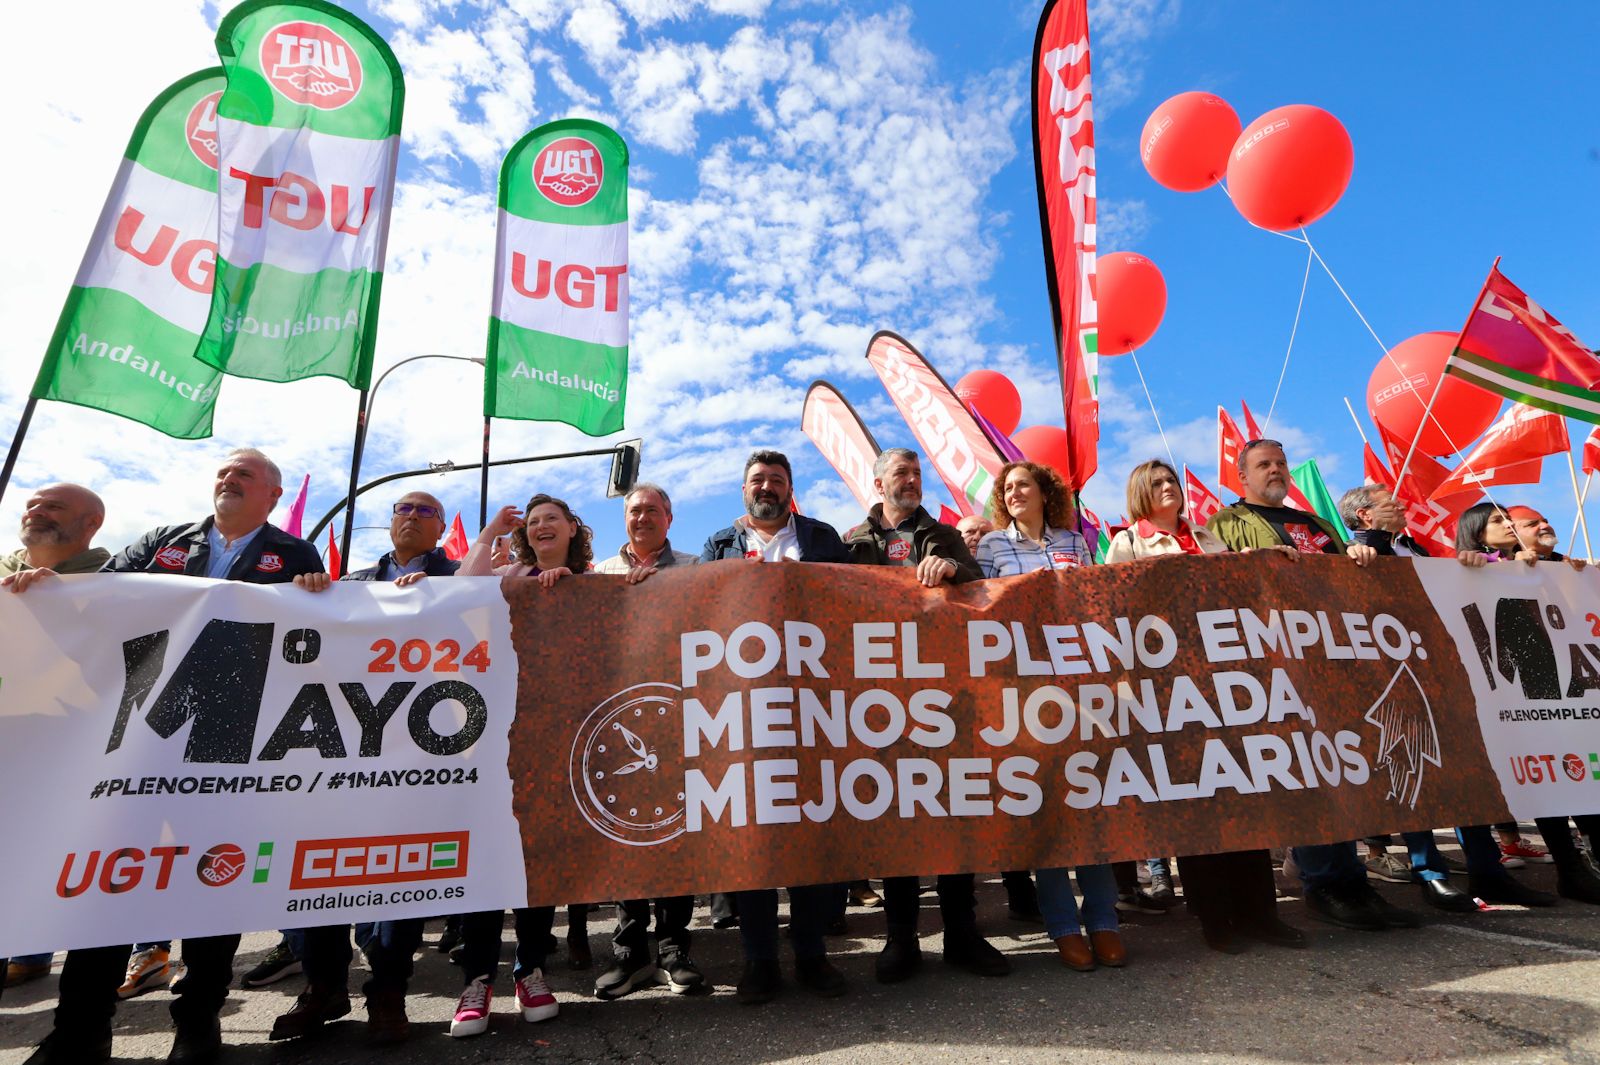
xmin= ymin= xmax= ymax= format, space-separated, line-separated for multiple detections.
xmin=608 ymin=439 xmax=642 ymax=498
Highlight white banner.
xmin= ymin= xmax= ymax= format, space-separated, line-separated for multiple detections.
xmin=1413 ymin=560 xmax=1600 ymax=819
xmin=0 ymin=575 xmax=525 ymax=957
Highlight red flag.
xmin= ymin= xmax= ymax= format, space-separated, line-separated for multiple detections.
xmin=1584 ymin=428 xmax=1600 ymax=476
xmin=325 ymin=526 xmax=342 ymax=581
xmin=1446 ymin=262 xmax=1600 ymax=422
xmin=1240 ymin=400 xmax=1264 ymax=441
xmin=1365 ymin=439 xmax=1477 ymax=555
xmin=937 ymin=505 xmax=963 ymax=526
xmin=442 ymin=513 xmax=469 ymax=561
xmin=1218 ymin=407 xmax=1246 ymax=496
xmin=1376 ymin=420 xmax=1452 ymax=504
xmin=1031 ymin=0 xmax=1099 ymax=490
xmin=1184 ymin=465 xmax=1223 ymax=526
xmin=802 ymin=381 xmax=884 ymax=511
xmin=1431 ymin=404 xmax=1570 ymax=500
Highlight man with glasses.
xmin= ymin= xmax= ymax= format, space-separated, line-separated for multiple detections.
xmin=275 ymin=489 xmax=460 ymax=1045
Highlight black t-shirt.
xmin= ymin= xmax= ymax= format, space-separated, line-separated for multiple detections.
xmin=1242 ymin=503 xmax=1341 ymax=555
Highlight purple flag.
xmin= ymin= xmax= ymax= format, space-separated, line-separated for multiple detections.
xmin=282 ymin=474 xmax=310 ymax=538
xmin=970 ymin=407 xmax=1025 ymax=462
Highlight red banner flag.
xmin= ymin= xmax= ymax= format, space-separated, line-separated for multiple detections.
xmin=1445 ymin=262 xmax=1600 ymax=422
xmin=1184 ymin=465 xmax=1223 ymax=526
xmin=325 ymin=525 xmax=342 ymax=581
xmin=801 ymin=380 xmax=884 ymax=512
xmin=1586 ymin=428 xmax=1600 ymax=477
xmin=937 ymin=505 xmax=962 ymax=526
xmin=865 ymin=331 xmax=1005 ymax=516
xmin=443 ymin=513 xmax=469 ymax=561
xmin=1031 ymin=0 xmax=1099 ymax=490
xmin=1431 ymin=404 xmax=1570 ymax=500
xmin=1218 ymin=407 xmax=1246 ymax=496
xmin=1240 ymin=400 xmax=1264 ymax=441
xmin=1365 ymin=440 xmax=1477 ymax=556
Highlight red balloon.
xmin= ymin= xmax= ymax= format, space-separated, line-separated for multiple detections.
xmin=955 ymin=370 xmax=1022 ymax=436
xmin=1012 ymin=425 xmax=1072 ymax=483
xmin=1140 ymin=91 xmax=1242 ymax=192
xmin=1227 ymin=105 xmax=1353 ymax=231
xmin=1097 ymin=251 xmax=1167 ymax=356
xmin=1366 ymin=331 xmax=1501 ymax=457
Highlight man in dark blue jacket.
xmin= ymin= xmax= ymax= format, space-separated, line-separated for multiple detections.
xmin=699 ymin=450 xmax=849 ymax=1005
xmin=274 ymin=490 xmax=459 ymax=1045
xmin=13 ymin=448 xmax=321 ymax=1065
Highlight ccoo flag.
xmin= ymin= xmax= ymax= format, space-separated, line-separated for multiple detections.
xmin=197 ymin=0 xmax=404 ymax=389
xmin=485 ymin=119 xmax=630 ymax=436
xmin=32 ymin=70 xmax=226 ymax=439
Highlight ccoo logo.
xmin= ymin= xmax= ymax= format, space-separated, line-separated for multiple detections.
xmin=260 ymin=22 xmax=362 ymax=110
xmin=534 ymin=137 xmax=603 ymax=207
xmin=185 ymin=91 xmax=222 ymax=170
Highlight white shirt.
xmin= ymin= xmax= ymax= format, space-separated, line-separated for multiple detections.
xmin=744 ymin=517 xmax=801 ymax=562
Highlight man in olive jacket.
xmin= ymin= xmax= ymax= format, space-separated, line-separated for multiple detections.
xmin=843 ymin=448 xmax=1008 ymax=984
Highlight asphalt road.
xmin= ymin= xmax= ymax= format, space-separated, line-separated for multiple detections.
xmin=7 ymin=835 xmax=1600 ymax=1064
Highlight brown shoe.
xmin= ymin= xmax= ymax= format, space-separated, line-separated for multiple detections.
xmin=1053 ymin=933 xmax=1095 ymax=972
xmin=1090 ymin=930 xmax=1126 ymax=968
xmin=365 ymin=989 xmax=409 ymax=1045
xmin=268 ymin=985 xmax=351 ymax=1041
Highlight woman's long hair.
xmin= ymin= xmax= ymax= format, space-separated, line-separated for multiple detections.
xmin=987 ymin=461 xmax=1075 ymax=530
xmin=1125 ymin=459 xmax=1181 ymax=524
xmin=510 ymin=493 xmax=594 ymax=573
xmin=1455 ymin=501 xmax=1509 ymax=554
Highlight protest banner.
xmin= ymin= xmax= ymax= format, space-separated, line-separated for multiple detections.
xmin=4 ymin=556 xmax=1585 ymax=954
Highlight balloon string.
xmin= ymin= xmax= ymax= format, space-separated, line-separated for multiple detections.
xmin=1263 ymin=236 xmax=1313 ymax=434
xmin=1127 ymin=345 xmax=1177 ymax=473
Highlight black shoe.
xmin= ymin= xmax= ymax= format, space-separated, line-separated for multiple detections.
xmin=1200 ymin=923 xmax=1248 ymax=954
xmin=1239 ymin=917 xmax=1307 ymax=949
xmin=1357 ymin=884 xmax=1421 ymax=928
xmin=436 ymin=917 xmax=462 ymax=954
xmin=712 ymin=915 xmax=740 ymax=930
xmin=795 ymin=956 xmax=848 ymax=998
xmin=167 ymin=1018 xmax=223 ymax=1065
xmin=1303 ymin=885 xmax=1385 ymax=931
xmin=566 ymin=933 xmax=592 ymax=970
xmin=1420 ymin=878 xmax=1479 ymax=914
xmin=875 ymin=934 xmax=923 ymax=984
xmin=594 ymin=955 xmax=654 ymax=1000
xmin=943 ymin=932 xmax=1011 ymax=977
xmin=447 ymin=942 xmax=465 ymax=966
xmin=1006 ymin=877 xmax=1043 ymax=922
xmin=656 ymin=954 xmax=707 ymax=995
xmin=736 ymin=958 xmax=781 ymax=1005
xmin=240 ymin=941 xmax=301 ymax=987
xmin=23 ymin=1030 xmax=112 ymax=1065
xmin=1469 ymin=872 xmax=1558 ymax=907
xmin=1116 ymin=889 xmax=1174 ymax=914
xmin=1148 ymin=870 xmax=1178 ymax=907
xmin=1557 ymin=858 xmax=1600 ymax=905
xmin=825 ymin=915 xmax=849 ymax=936
xmin=269 ymin=985 xmax=352 ymax=1040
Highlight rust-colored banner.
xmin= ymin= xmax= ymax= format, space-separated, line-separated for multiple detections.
xmin=505 ymin=555 xmax=1509 ymax=905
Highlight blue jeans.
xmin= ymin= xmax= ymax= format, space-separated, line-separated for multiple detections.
xmin=1292 ymin=842 xmax=1366 ymax=890
xmin=1036 ymin=864 xmax=1119 ymax=939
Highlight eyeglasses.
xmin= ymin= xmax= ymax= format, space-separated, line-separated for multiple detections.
xmin=393 ymin=502 xmax=443 ymax=519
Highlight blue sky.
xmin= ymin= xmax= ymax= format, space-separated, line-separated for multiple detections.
xmin=2 ymin=0 xmax=1597 ymax=564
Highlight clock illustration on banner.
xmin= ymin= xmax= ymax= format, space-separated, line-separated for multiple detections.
xmin=569 ymin=682 xmax=686 ymax=846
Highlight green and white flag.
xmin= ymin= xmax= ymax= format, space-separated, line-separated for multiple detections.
xmin=32 ymin=70 xmax=226 ymax=439
xmin=197 ymin=0 xmax=403 ymax=389
xmin=485 ymin=119 xmax=629 ymax=436
xmin=1291 ymin=458 xmax=1347 ymax=534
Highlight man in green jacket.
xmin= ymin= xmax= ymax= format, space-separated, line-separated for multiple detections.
xmin=0 ymin=484 xmax=109 ymax=580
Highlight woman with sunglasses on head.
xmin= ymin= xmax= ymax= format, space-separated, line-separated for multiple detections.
xmin=445 ymin=493 xmax=596 ymax=1037
xmin=1104 ymin=460 xmax=1307 ymax=954
xmin=974 ymin=460 xmax=1126 ymax=972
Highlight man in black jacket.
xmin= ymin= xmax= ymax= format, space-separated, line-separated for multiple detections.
xmin=699 ymin=450 xmax=849 ymax=1005
xmin=13 ymin=448 xmax=322 ymax=1065
xmin=844 ymin=448 xmax=1008 ymax=982
xmin=273 ymin=490 xmax=459 ymax=1045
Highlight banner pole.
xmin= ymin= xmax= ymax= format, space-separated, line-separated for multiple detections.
xmin=1342 ymin=396 xmax=1371 ymax=448
xmin=479 ymin=417 xmax=491 ymax=530
xmin=339 ymin=390 xmax=369 ymax=565
xmin=1565 ymin=449 xmax=1594 ymax=562
xmin=0 ymin=397 xmax=38 ymax=511
xmin=1572 ymin=471 xmax=1593 ymax=554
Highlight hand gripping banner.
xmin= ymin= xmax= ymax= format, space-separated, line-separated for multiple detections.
xmin=801 ymin=380 xmax=883 ymax=511
xmin=196 ymin=0 xmax=404 ymax=388
xmin=1031 ymin=0 xmax=1099 ymax=490
xmin=31 ymin=70 xmax=226 ymax=439
xmin=485 ymin=119 xmax=630 ymax=436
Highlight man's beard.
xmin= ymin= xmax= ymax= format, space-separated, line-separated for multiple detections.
xmin=1257 ymin=483 xmax=1288 ymax=506
xmin=886 ymin=488 xmax=921 ymax=512
xmin=20 ymin=522 xmax=70 ymax=547
xmin=748 ymin=495 xmax=788 ymax=521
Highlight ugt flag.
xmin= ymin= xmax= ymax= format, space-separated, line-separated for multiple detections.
xmin=32 ymin=70 xmax=226 ymax=439
xmin=196 ymin=0 xmax=404 ymax=389
xmin=485 ymin=119 xmax=630 ymax=437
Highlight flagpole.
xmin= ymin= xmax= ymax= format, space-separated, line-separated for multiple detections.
xmin=1566 ymin=449 xmax=1594 ymax=561
xmin=479 ymin=417 xmax=491 ymax=530
xmin=0 ymin=397 xmax=38 ymax=510
xmin=1572 ymin=471 xmax=1593 ymax=553
xmin=339 ymin=390 xmax=369 ymax=564
xmin=1342 ymin=396 xmax=1371 ymax=447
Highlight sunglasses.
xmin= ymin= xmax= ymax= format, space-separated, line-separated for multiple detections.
xmin=393 ymin=502 xmax=443 ymax=519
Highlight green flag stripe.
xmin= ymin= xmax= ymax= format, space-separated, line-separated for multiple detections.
xmin=1445 ymin=362 xmax=1600 ymax=424
xmin=485 ymin=317 xmax=627 ymax=436
xmin=124 ymin=68 xmax=225 ymax=192
xmin=199 ymin=257 xmax=378 ymax=386
xmin=500 ymin=119 xmax=629 ymax=226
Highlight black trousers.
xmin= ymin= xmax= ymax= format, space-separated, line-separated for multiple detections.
xmin=300 ymin=920 xmax=424 ymax=996
xmin=55 ymin=934 xmax=239 ymax=1031
xmin=882 ymin=874 xmax=976 ymax=936
xmin=1179 ymin=850 xmax=1278 ymax=931
xmin=459 ymin=908 xmax=554 ymax=984
xmin=613 ymin=896 xmax=693 ymax=962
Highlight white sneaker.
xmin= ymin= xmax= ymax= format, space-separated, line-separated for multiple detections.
xmin=450 ymin=976 xmax=493 ymax=1038
xmin=516 ymin=968 xmax=558 ymax=1022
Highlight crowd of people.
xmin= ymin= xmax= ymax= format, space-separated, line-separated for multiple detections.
xmin=2 ymin=438 xmax=1596 ymax=1064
